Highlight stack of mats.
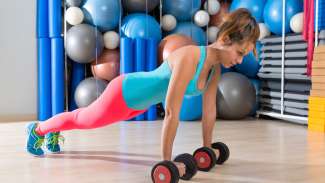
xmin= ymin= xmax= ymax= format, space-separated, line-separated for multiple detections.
xmin=258 ymin=34 xmax=311 ymax=117
xmin=308 ymin=46 xmax=325 ymax=132
xmin=319 ymin=30 xmax=325 ymax=45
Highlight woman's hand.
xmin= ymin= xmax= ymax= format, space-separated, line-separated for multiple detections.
xmin=174 ymin=162 xmax=186 ymax=177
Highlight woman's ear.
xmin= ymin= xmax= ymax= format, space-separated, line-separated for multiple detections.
xmin=221 ymin=36 xmax=232 ymax=46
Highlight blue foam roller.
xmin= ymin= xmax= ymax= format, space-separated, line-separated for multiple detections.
xmin=134 ymin=38 xmax=147 ymax=121
xmin=146 ymin=39 xmax=158 ymax=121
xmin=36 ymin=0 xmax=49 ymax=38
xmin=37 ymin=38 xmax=52 ymax=120
xmin=49 ymin=0 xmax=62 ymax=37
xmin=120 ymin=37 xmax=134 ymax=74
xmin=69 ymin=60 xmax=85 ymax=111
xmin=51 ymin=38 xmax=65 ymax=115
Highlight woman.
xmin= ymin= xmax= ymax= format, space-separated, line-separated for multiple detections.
xmin=26 ymin=8 xmax=259 ymax=176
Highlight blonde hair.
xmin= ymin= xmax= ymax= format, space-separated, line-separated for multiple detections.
xmin=217 ymin=8 xmax=260 ymax=56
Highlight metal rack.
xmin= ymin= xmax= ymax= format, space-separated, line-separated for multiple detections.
xmin=256 ymin=0 xmax=318 ymax=125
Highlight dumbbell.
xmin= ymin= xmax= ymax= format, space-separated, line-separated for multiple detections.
xmin=151 ymin=153 xmax=197 ymax=183
xmin=193 ymin=142 xmax=230 ymax=171
xmin=212 ymin=142 xmax=230 ymax=165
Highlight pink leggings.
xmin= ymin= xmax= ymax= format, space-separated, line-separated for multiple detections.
xmin=36 ymin=75 xmax=146 ymax=136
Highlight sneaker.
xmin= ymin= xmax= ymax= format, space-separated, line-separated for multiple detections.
xmin=46 ymin=132 xmax=64 ymax=153
xmin=26 ymin=122 xmax=45 ymax=156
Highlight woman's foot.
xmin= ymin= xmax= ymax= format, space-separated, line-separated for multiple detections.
xmin=46 ymin=132 xmax=63 ymax=153
xmin=26 ymin=122 xmax=45 ymax=156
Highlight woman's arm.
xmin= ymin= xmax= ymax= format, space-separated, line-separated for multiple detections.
xmin=161 ymin=46 xmax=198 ymax=160
xmin=202 ymin=65 xmax=221 ymax=147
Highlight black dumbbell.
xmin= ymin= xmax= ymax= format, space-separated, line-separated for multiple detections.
xmin=211 ymin=142 xmax=230 ymax=165
xmin=193 ymin=147 xmax=217 ymax=172
xmin=174 ymin=153 xmax=197 ymax=180
xmin=151 ymin=153 xmax=197 ymax=183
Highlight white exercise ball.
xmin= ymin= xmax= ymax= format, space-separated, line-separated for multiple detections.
xmin=204 ymin=0 xmax=220 ymax=15
xmin=258 ymin=23 xmax=271 ymax=40
xmin=207 ymin=26 xmax=219 ymax=43
xmin=290 ymin=12 xmax=303 ymax=33
xmin=162 ymin=14 xmax=177 ymax=31
xmin=103 ymin=31 xmax=120 ymax=50
xmin=66 ymin=7 xmax=84 ymax=26
xmin=194 ymin=10 xmax=210 ymax=27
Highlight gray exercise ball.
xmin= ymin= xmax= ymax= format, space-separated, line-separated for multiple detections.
xmin=217 ymin=72 xmax=256 ymax=120
xmin=66 ymin=0 xmax=82 ymax=7
xmin=122 ymin=0 xmax=160 ymax=12
xmin=66 ymin=24 xmax=104 ymax=63
xmin=320 ymin=39 xmax=325 ymax=45
xmin=75 ymin=77 xmax=108 ymax=108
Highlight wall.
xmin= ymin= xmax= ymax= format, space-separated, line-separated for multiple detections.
xmin=0 ymin=1 xmax=37 ymax=121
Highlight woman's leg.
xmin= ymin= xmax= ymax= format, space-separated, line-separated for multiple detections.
xmin=35 ymin=75 xmax=146 ymax=136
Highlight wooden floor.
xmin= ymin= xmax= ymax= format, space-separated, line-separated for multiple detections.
xmin=1 ymin=119 xmax=325 ymax=183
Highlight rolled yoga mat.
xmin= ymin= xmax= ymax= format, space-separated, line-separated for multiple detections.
xmin=146 ymin=39 xmax=158 ymax=121
xmin=51 ymin=38 xmax=65 ymax=115
xmin=37 ymin=38 xmax=52 ymax=120
xmin=36 ymin=0 xmax=49 ymax=38
xmin=49 ymin=0 xmax=62 ymax=38
xmin=134 ymin=38 xmax=147 ymax=121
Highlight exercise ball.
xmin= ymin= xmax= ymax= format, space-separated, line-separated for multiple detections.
xmin=103 ymin=31 xmax=120 ymax=49
xmin=82 ymin=0 xmax=121 ymax=31
xmin=209 ymin=1 xmax=230 ymax=27
xmin=234 ymin=41 xmax=262 ymax=78
xmin=162 ymin=14 xmax=177 ymax=31
xmin=121 ymin=13 xmax=162 ymax=40
xmin=217 ymin=72 xmax=256 ymax=120
xmin=258 ymin=23 xmax=271 ymax=40
xmin=248 ymin=78 xmax=261 ymax=116
xmin=66 ymin=7 xmax=84 ymax=25
xmin=66 ymin=24 xmax=104 ymax=63
xmin=194 ymin=10 xmax=210 ymax=27
xmin=290 ymin=12 xmax=303 ymax=33
xmin=75 ymin=77 xmax=108 ymax=108
xmin=122 ymin=0 xmax=159 ymax=12
xmin=163 ymin=0 xmax=201 ymax=21
xmin=91 ymin=49 xmax=120 ymax=81
xmin=230 ymin=0 xmax=266 ymax=22
xmin=263 ymin=0 xmax=303 ymax=35
xmin=170 ymin=22 xmax=207 ymax=45
xmin=163 ymin=95 xmax=203 ymax=121
xmin=207 ymin=26 xmax=219 ymax=43
xmin=158 ymin=34 xmax=196 ymax=64
xmin=204 ymin=0 xmax=220 ymax=15
xmin=66 ymin=0 xmax=82 ymax=7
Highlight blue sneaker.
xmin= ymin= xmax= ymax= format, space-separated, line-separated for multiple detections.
xmin=45 ymin=132 xmax=64 ymax=153
xmin=26 ymin=122 xmax=45 ymax=156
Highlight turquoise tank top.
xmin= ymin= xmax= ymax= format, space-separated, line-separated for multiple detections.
xmin=122 ymin=46 xmax=215 ymax=110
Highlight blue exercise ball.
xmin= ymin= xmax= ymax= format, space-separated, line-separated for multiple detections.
xmin=248 ymin=78 xmax=261 ymax=116
xmin=163 ymin=95 xmax=203 ymax=121
xmin=234 ymin=41 xmax=262 ymax=78
xmin=121 ymin=13 xmax=162 ymax=40
xmin=82 ymin=0 xmax=121 ymax=32
xmin=230 ymin=0 xmax=266 ymax=22
xmin=221 ymin=65 xmax=235 ymax=74
xmin=170 ymin=22 xmax=207 ymax=45
xmin=163 ymin=0 xmax=201 ymax=21
xmin=263 ymin=0 xmax=303 ymax=35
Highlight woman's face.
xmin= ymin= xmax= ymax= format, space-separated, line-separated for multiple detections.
xmin=218 ymin=40 xmax=254 ymax=68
